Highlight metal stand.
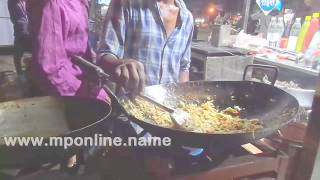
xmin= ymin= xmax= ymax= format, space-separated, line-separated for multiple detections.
xmin=294 ymin=76 xmax=320 ymax=180
xmin=242 ymin=0 xmax=252 ymax=33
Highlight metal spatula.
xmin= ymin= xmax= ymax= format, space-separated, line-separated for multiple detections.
xmin=137 ymin=95 xmax=190 ymax=130
xmin=72 ymin=55 xmax=190 ymax=130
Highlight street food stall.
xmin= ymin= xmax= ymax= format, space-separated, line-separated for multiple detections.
xmin=0 ymin=0 xmax=320 ymax=179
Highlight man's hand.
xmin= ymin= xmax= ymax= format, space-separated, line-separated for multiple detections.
xmin=179 ymin=71 xmax=189 ymax=83
xmin=99 ymin=54 xmax=146 ymax=95
xmin=113 ymin=59 xmax=146 ymax=95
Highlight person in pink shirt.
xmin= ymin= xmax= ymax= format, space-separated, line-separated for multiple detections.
xmin=27 ymin=0 xmax=108 ymax=102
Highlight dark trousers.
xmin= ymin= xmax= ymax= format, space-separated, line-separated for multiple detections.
xmin=13 ymin=35 xmax=31 ymax=75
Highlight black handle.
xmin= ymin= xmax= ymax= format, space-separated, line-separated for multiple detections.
xmin=73 ymin=56 xmax=110 ymax=80
xmin=72 ymin=56 xmax=128 ymax=115
xmin=243 ymin=64 xmax=279 ymax=86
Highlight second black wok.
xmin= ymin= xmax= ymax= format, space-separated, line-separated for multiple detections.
xmin=0 ymin=96 xmax=111 ymax=168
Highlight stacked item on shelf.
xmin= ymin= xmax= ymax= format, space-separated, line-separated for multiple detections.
xmin=263 ymin=12 xmax=320 ymax=70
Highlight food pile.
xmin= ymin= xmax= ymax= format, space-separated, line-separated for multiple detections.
xmin=123 ymin=97 xmax=263 ymax=134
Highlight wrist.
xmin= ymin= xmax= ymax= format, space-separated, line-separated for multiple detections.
xmin=98 ymin=54 xmax=124 ymax=73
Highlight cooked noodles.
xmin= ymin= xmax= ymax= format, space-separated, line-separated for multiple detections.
xmin=123 ymin=97 xmax=263 ymax=134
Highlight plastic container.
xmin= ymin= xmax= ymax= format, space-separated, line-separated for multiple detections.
xmin=304 ymin=48 xmax=317 ymax=68
xmin=275 ymin=17 xmax=285 ymax=48
xmin=296 ymin=16 xmax=312 ymax=53
xmin=303 ymin=13 xmax=320 ymax=51
xmin=267 ymin=17 xmax=277 ymax=47
xmin=296 ymin=16 xmax=311 ymax=52
xmin=313 ymin=50 xmax=320 ymax=69
xmin=280 ymin=37 xmax=288 ymax=49
xmin=308 ymin=31 xmax=320 ymax=49
xmin=287 ymin=18 xmax=302 ymax=51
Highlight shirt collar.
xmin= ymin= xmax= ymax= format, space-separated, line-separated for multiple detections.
xmin=150 ymin=0 xmax=188 ymax=29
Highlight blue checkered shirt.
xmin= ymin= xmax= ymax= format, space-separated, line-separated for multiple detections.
xmin=99 ymin=0 xmax=193 ymax=86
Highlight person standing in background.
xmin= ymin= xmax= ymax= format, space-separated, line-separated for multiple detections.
xmin=98 ymin=0 xmax=193 ymax=95
xmin=97 ymin=0 xmax=193 ymax=179
xmin=7 ymin=0 xmax=31 ymax=75
xmin=27 ymin=0 xmax=109 ymax=101
xmin=27 ymin=0 xmax=110 ymax=168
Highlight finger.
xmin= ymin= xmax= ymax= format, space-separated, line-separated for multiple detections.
xmin=127 ymin=63 xmax=140 ymax=95
xmin=114 ymin=66 xmax=122 ymax=79
xmin=112 ymin=66 xmax=123 ymax=85
xmin=116 ymin=85 xmax=127 ymax=96
xmin=120 ymin=65 xmax=129 ymax=88
xmin=137 ymin=65 xmax=146 ymax=94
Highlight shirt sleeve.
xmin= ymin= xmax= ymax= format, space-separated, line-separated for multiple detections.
xmin=98 ymin=0 xmax=128 ymax=59
xmin=35 ymin=0 xmax=81 ymax=96
xmin=180 ymin=18 xmax=194 ymax=72
xmin=7 ymin=0 xmax=16 ymax=23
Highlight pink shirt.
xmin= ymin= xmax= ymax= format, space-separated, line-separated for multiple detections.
xmin=29 ymin=0 xmax=108 ymax=101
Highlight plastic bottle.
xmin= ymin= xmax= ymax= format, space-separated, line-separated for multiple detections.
xmin=312 ymin=51 xmax=320 ymax=69
xmin=296 ymin=16 xmax=312 ymax=53
xmin=274 ymin=17 xmax=285 ymax=48
xmin=287 ymin=18 xmax=302 ymax=52
xmin=303 ymin=13 xmax=320 ymax=51
xmin=267 ymin=17 xmax=277 ymax=47
xmin=308 ymin=30 xmax=320 ymax=49
xmin=304 ymin=48 xmax=317 ymax=68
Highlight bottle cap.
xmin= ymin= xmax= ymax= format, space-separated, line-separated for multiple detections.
xmin=306 ymin=16 xmax=312 ymax=21
xmin=312 ymin=13 xmax=320 ymax=18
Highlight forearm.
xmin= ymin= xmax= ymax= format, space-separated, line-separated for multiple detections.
xmin=179 ymin=71 xmax=189 ymax=82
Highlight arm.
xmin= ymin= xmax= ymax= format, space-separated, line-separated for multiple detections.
xmin=179 ymin=21 xmax=193 ymax=83
xmin=98 ymin=0 xmax=145 ymax=94
xmin=179 ymin=71 xmax=189 ymax=82
xmin=98 ymin=0 xmax=127 ymax=66
xmin=35 ymin=0 xmax=81 ymax=96
xmin=7 ymin=0 xmax=16 ymax=23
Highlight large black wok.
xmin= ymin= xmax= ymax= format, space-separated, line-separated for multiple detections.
xmin=118 ymin=81 xmax=299 ymax=148
xmin=0 ymin=96 xmax=111 ymax=168
xmin=72 ymin=56 xmax=299 ymax=149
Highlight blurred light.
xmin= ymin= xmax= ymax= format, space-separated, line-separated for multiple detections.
xmin=208 ymin=7 xmax=215 ymax=14
xmin=101 ymin=6 xmax=109 ymax=17
xmin=195 ymin=18 xmax=205 ymax=24
xmin=98 ymin=0 xmax=111 ymax=5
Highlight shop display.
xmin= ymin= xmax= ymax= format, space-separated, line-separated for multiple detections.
xmin=296 ymin=16 xmax=312 ymax=53
xmin=308 ymin=30 xmax=320 ymax=49
xmin=267 ymin=17 xmax=278 ymax=47
xmin=303 ymin=13 xmax=320 ymax=51
xmin=287 ymin=18 xmax=302 ymax=52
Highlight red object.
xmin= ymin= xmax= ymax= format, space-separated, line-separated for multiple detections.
xmin=232 ymin=111 xmax=240 ymax=116
xmin=280 ymin=38 xmax=288 ymax=49
xmin=304 ymin=15 xmax=320 ymax=51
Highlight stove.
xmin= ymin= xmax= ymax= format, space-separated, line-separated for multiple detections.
xmin=0 ymin=115 xmax=290 ymax=180
xmin=0 ymin=142 xmax=284 ymax=180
